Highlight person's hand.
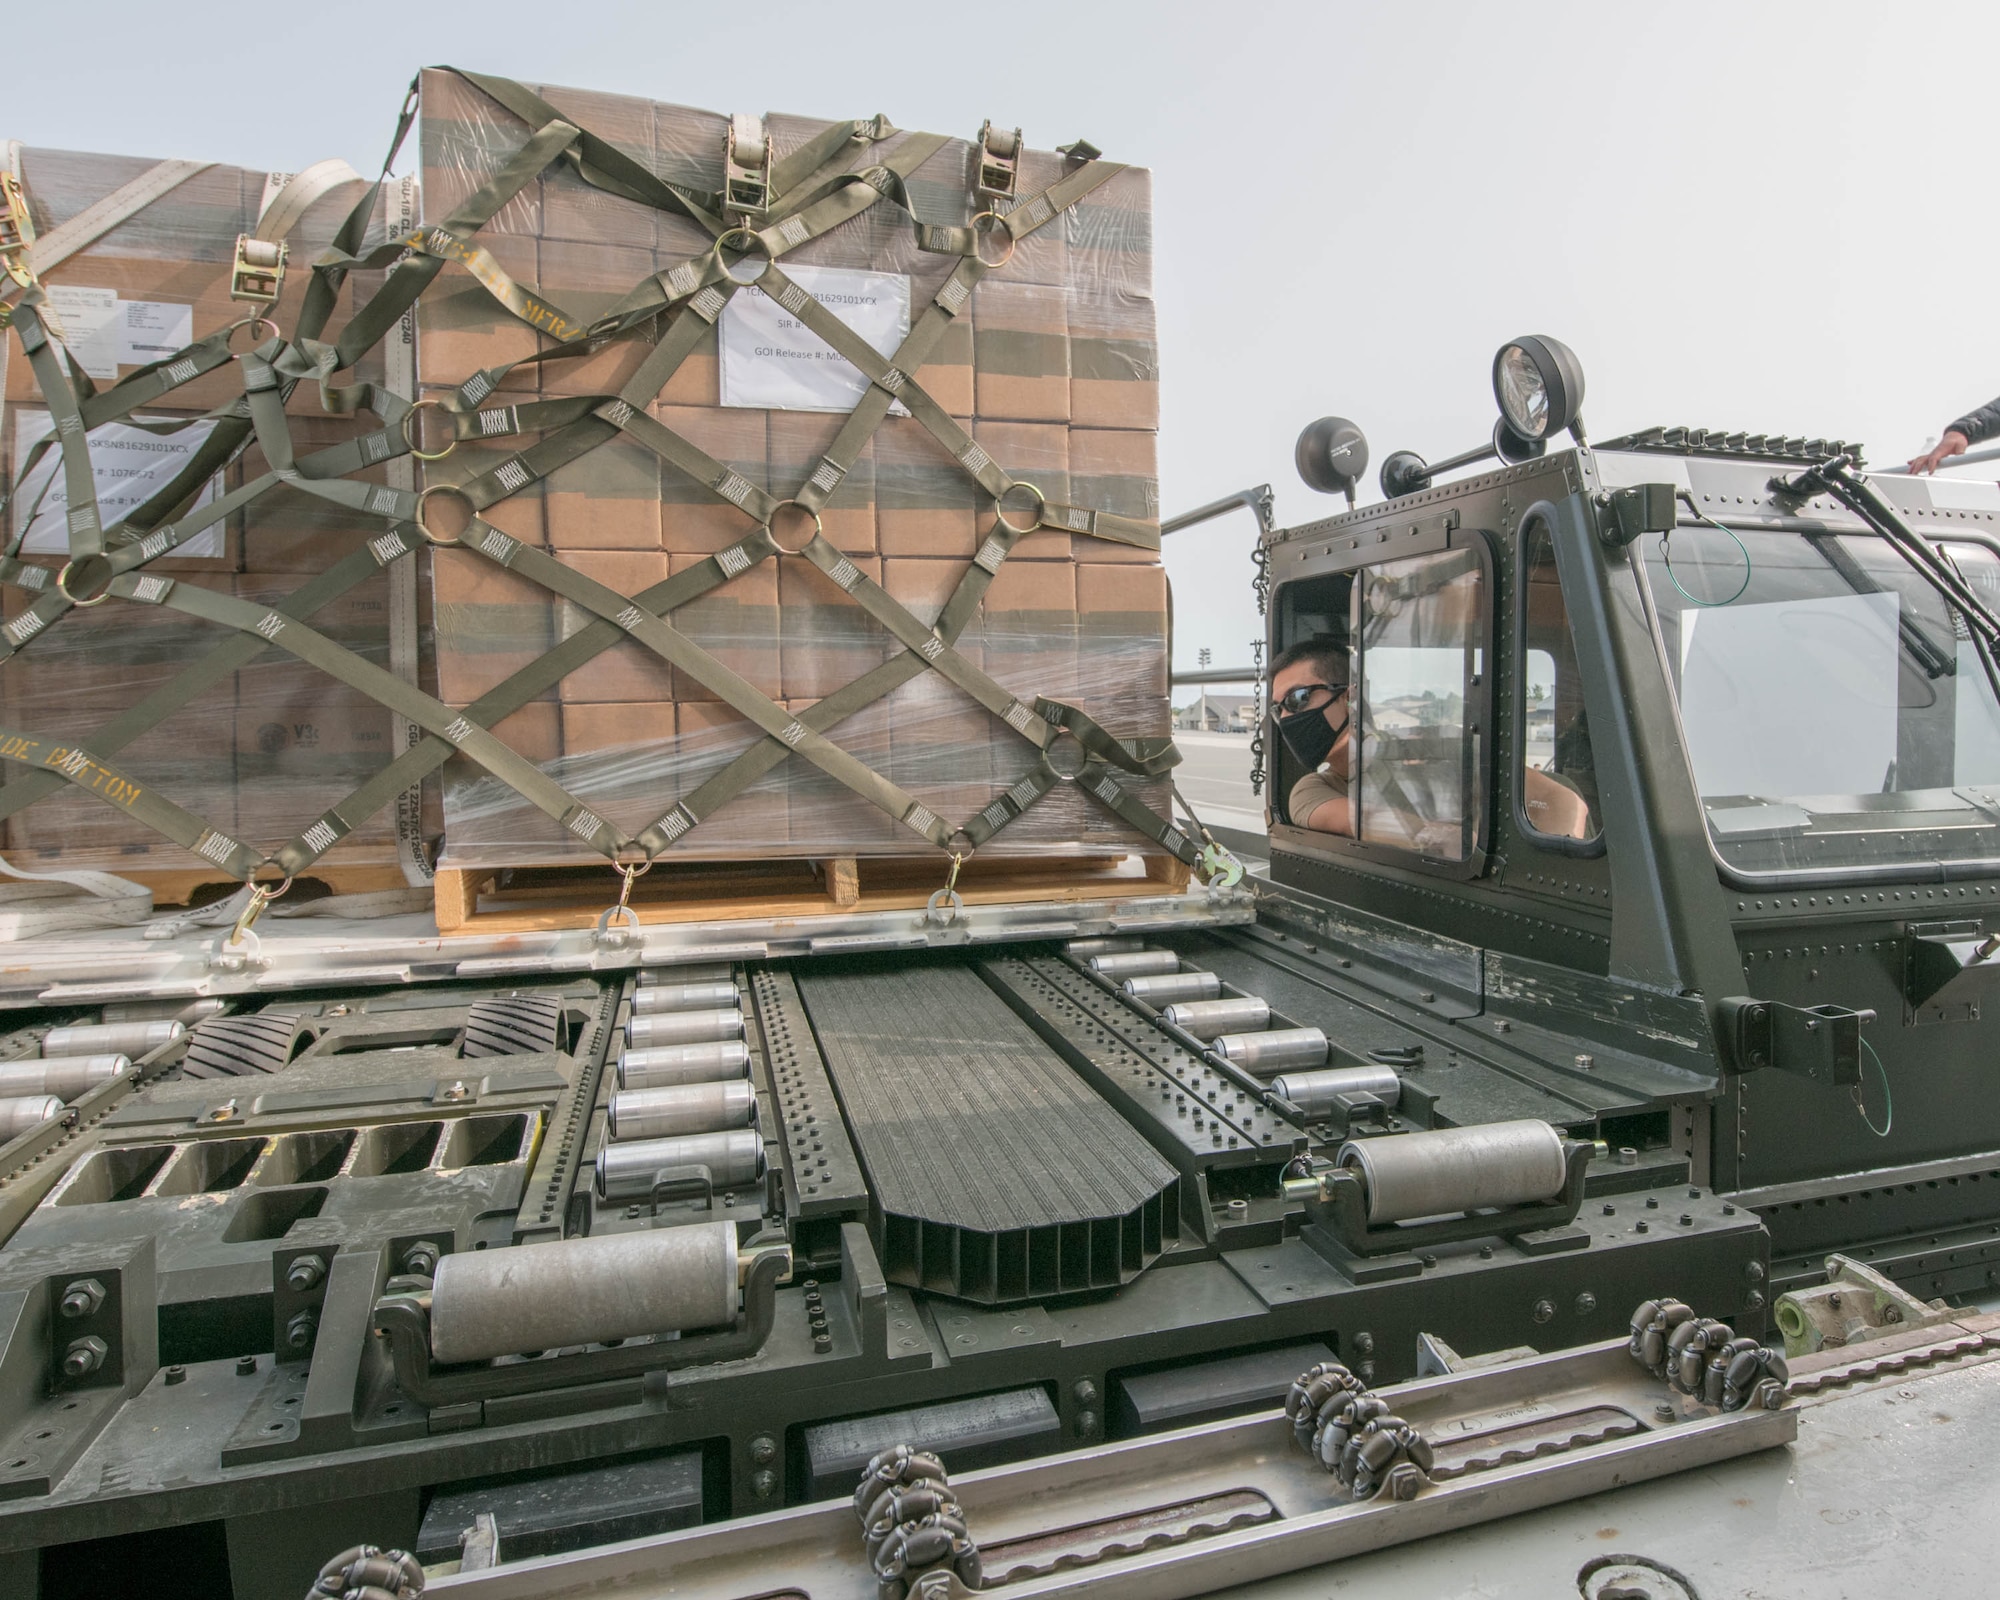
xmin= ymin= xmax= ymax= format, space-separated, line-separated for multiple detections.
xmin=1908 ymin=430 xmax=1970 ymax=475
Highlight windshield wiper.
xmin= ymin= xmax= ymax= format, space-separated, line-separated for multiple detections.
xmin=1774 ymin=454 xmax=2000 ymax=672
xmin=1800 ymin=527 xmax=1956 ymax=680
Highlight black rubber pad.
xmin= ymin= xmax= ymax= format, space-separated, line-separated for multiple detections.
xmin=797 ymin=964 xmax=1179 ymax=1302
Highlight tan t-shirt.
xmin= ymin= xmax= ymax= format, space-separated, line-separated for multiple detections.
xmin=1289 ymin=769 xmax=1349 ymax=830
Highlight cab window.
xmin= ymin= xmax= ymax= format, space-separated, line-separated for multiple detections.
xmin=1353 ymin=546 xmax=1485 ymax=861
xmin=1518 ymin=522 xmax=1603 ymax=846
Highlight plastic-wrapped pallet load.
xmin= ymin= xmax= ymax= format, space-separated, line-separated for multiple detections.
xmin=416 ymin=71 xmax=1170 ymax=863
xmin=0 ymin=148 xmax=414 ymax=878
xmin=0 ymin=69 xmax=1221 ymax=907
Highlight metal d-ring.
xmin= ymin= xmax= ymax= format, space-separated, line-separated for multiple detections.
xmin=401 ymin=398 xmax=458 ymax=462
xmin=765 ymin=499 xmax=824 ymax=555
xmin=994 ymin=480 xmax=1046 ymax=534
xmin=415 ymin=484 xmax=473 ymax=546
xmin=969 ymin=211 xmax=1016 ymax=269
xmin=925 ymin=849 xmax=969 ymax=927
xmin=713 ymin=226 xmax=773 ymax=285
xmin=55 ymin=555 xmax=114 ymax=608
xmin=226 ymin=869 xmax=292 ymax=948
xmin=225 ymin=315 xmax=280 ymax=354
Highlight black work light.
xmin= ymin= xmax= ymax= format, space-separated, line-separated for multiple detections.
xmin=1492 ymin=336 xmax=1585 ymax=442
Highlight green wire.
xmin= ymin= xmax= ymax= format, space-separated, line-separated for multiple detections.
xmin=1660 ymin=508 xmax=1753 ymax=607
xmin=1855 ymin=1038 xmax=1893 ymax=1139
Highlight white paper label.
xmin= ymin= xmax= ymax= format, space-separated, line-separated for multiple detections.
xmin=10 ymin=409 xmax=222 ymax=557
xmin=42 ymin=285 xmax=194 ymax=380
xmin=718 ymin=265 xmax=911 ymax=415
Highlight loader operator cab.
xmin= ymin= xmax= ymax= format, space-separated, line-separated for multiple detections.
xmin=1261 ymin=332 xmax=2000 ymax=1218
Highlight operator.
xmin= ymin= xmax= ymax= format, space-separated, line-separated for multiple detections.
xmin=1907 ymin=393 xmax=2000 ymax=474
xmin=1271 ymin=634 xmax=1596 ymax=842
xmin=1271 ymin=635 xmax=1356 ymax=834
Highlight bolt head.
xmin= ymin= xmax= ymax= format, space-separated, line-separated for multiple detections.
xmin=58 ymin=1279 xmax=105 ymax=1320
xmin=236 ymin=1355 xmax=258 ymax=1377
xmin=285 ymin=1255 xmax=327 ymax=1293
xmin=1073 ymin=1378 xmax=1099 ymax=1406
xmin=284 ymin=1309 xmax=319 ymax=1352
xmin=1575 ymin=1291 xmax=1598 ymax=1316
xmin=749 ymin=1434 xmax=777 ymax=1465
xmin=1532 ymin=1298 xmax=1556 ymax=1325
xmin=1352 ymin=1331 xmax=1375 ymax=1356
xmin=61 ymin=1335 xmax=108 ymax=1379
xmin=751 ymin=1468 xmax=777 ymax=1499
xmin=1077 ymin=1408 xmax=1099 ymax=1435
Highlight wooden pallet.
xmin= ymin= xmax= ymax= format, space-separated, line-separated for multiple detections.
xmin=6 ymin=861 xmax=418 ymax=911
xmin=433 ymin=851 xmax=1191 ymax=936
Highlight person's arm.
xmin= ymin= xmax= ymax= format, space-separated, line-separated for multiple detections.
xmin=1288 ymin=772 xmax=1352 ymax=835
xmin=1909 ymin=394 xmax=2000 ymax=473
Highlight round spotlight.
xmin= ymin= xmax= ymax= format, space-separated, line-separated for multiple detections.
xmin=1492 ymin=336 xmax=1585 ymax=442
xmin=1295 ymin=415 xmax=1370 ymax=498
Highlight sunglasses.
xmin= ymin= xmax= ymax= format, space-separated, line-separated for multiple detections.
xmin=1275 ymin=682 xmax=1350 ymax=717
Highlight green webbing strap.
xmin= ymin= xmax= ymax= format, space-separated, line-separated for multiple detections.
xmin=0 ymin=725 xmax=262 ymax=879
xmin=642 ymin=517 xmax=1026 ymax=854
xmin=1034 ymin=698 xmax=1181 ymax=777
xmin=796 ymin=530 xmax=1054 ymax=748
xmin=108 ymin=554 xmax=629 ymax=858
xmin=453 ymin=70 xmax=726 ymax=231
xmin=311 ymin=118 xmax=585 ymax=372
xmin=0 ymin=545 xmax=395 ymax=828
xmin=8 ymin=301 xmax=105 ymax=559
xmin=455 ymin=517 xmax=951 ymax=847
xmin=273 ymin=527 xmax=782 ymax=874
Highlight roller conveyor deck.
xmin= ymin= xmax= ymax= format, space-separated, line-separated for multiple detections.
xmin=795 ymin=965 xmax=1183 ymax=1303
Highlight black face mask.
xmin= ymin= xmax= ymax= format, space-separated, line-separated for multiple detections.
xmin=1278 ymin=701 xmax=1349 ymax=772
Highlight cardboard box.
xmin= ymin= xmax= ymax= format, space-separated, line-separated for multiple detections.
xmin=416 ymin=233 xmax=542 ymax=397
xmin=767 ymin=412 xmax=876 ymax=555
xmin=555 ymin=700 xmax=677 ymax=836
xmin=544 ymin=430 xmax=662 ymax=552
xmin=779 ymin=554 xmax=885 ymax=701
xmin=874 ymin=417 xmax=979 ymax=557
xmin=972 ymin=280 xmax=1069 ymax=424
xmin=783 ymin=696 xmax=897 ymax=847
xmin=1065 ymin=428 xmax=1161 ymax=564
xmin=971 ymin=421 xmax=1070 ymax=560
xmin=235 ymin=414 xmax=383 ymax=573
xmin=438 ymin=700 xmax=567 ymax=862
xmin=429 ymin=547 xmax=556 ymax=704
xmin=664 ymin=553 xmax=780 ymax=702
xmin=980 ymin=559 xmax=1079 ymax=704
xmin=672 ymin=700 xmax=789 ymax=850
xmin=553 ymin=551 xmax=674 ymax=704
xmin=654 ymin=405 xmax=767 ymax=554
xmin=881 ymin=558 xmax=984 ymax=668
xmin=1076 ymin=562 xmax=1170 ymax=699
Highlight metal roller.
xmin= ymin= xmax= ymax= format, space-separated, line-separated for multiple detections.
xmin=596 ymin=1130 xmax=766 ymax=1200
xmin=1337 ymin=1120 xmax=1568 ymax=1224
xmin=1162 ymin=996 xmax=1271 ymax=1040
xmin=1215 ymin=1027 xmax=1328 ymax=1075
xmin=1066 ymin=936 xmax=1143 ymax=958
xmin=608 ymin=1080 xmax=758 ymax=1141
xmin=631 ymin=981 xmax=741 ymax=1016
xmin=626 ymin=1008 xmax=745 ymax=1049
xmin=1272 ymin=1065 xmax=1402 ymax=1117
xmin=42 ymin=1021 xmax=184 ymax=1060
xmin=1122 ymin=971 xmax=1222 ymax=1005
xmin=1088 ymin=950 xmax=1182 ymax=979
xmin=0 ymin=1095 xmax=64 ymax=1136
xmin=619 ymin=1040 xmax=751 ymax=1090
xmin=637 ymin=963 xmax=734 ymax=986
xmin=428 ymin=1221 xmax=742 ymax=1363
xmin=0 ymin=1055 xmax=129 ymax=1103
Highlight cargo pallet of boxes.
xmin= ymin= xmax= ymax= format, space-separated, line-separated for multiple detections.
xmin=0 ymin=70 xmax=1228 ymax=936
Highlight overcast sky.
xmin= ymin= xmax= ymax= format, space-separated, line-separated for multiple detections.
xmin=11 ymin=0 xmax=1998 ymax=671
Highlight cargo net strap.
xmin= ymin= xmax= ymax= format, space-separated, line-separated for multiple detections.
xmin=0 ymin=70 xmax=1225 ymax=896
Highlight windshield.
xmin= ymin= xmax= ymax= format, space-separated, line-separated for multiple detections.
xmin=1643 ymin=523 xmax=2000 ymax=880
